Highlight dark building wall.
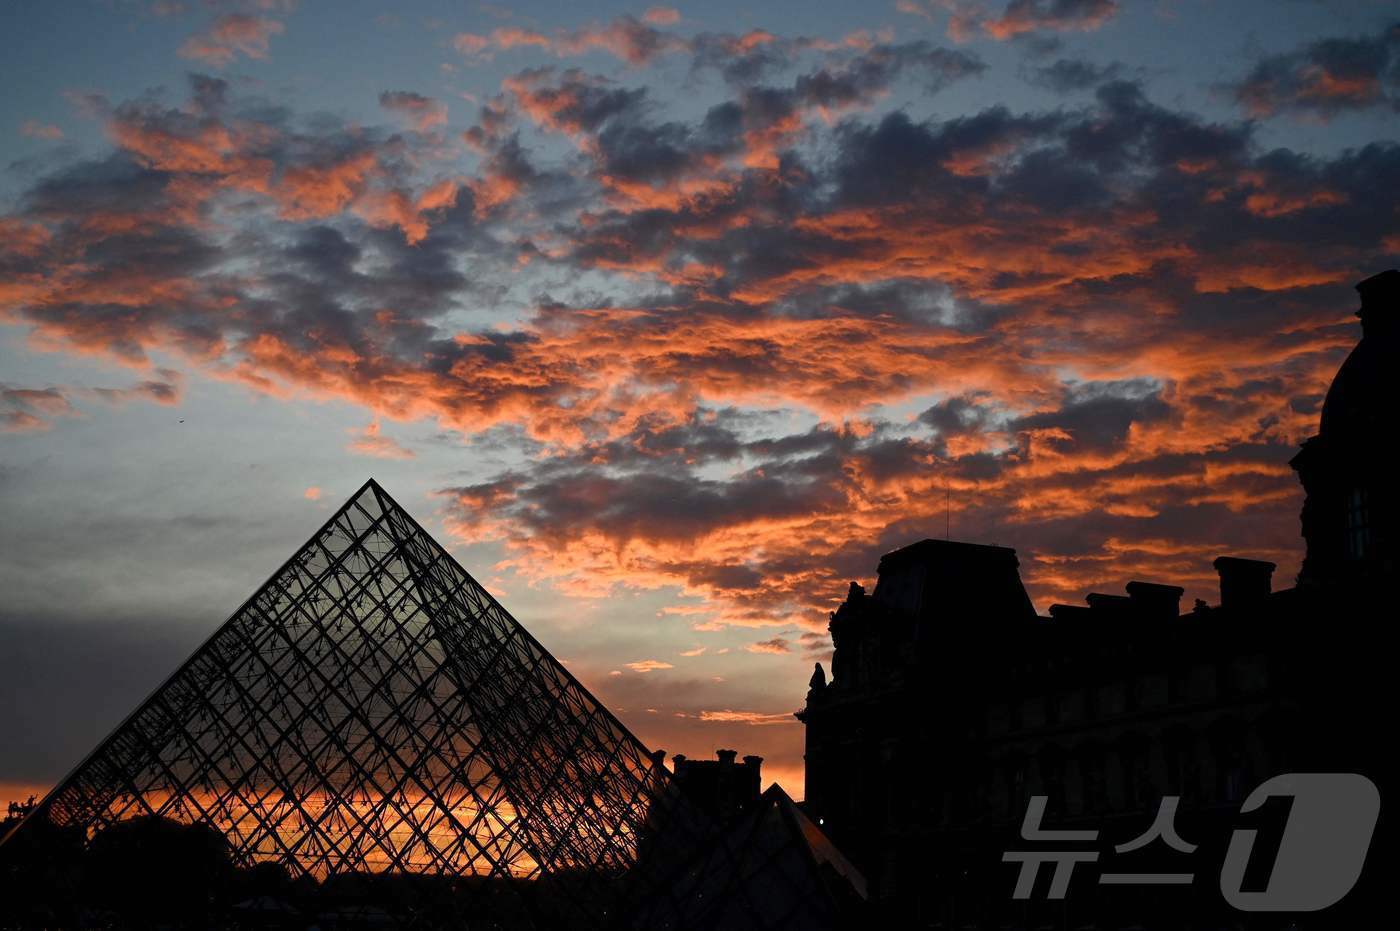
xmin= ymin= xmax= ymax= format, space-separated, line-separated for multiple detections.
xmin=797 ymin=272 xmax=1398 ymax=927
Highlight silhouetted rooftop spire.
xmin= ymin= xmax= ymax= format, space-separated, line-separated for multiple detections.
xmin=1294 ymin=270 xmax=1397 ymax=587
xmin=1356 ymin=268 xmax=1399 ymax=335
xmin=1319 ymin=268 xmax=1399 ymax=438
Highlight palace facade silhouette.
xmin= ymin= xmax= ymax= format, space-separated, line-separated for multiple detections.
xmin=798 ymin=271 xmax=1397 ymax=927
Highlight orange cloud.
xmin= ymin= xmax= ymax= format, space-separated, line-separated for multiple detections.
xmin=1229 ymin=23 xmax=1399 ymax=120
xmin=1 ymin=387 xmax=76 ymax=432
xmin=899 ymin=0 xmax=1119 ymax=42
xmin=346 ymin=420 xmax=416 ymax=460
xmin=643 ymin=7 xmax=680 ymax=26
xmin=697 ymin=710 xmax=799 ymax=726
xmin=276 ymin=149 xmax=380 ymax=220
xmin=2 ymin=374 xmax=181 ymax=432
xmin=178 ymin=14 xmax=285 ymax=67
xmin=379 ymin=91 xmax=449 ymax=131
xmin=353 ymin=178 xmax=460 ymax=243
xmin=456 ymin=16 xmax=687 ymax=66
xmin=625 ymin=659 xmax=675 ymax=672
xmin=0 ymin=48 xmax=1381 ymax=639
xmin=20 ymin=120 xmax=63 ymax=140
xmin=982 ymin=0 xmax=1118 ymax=40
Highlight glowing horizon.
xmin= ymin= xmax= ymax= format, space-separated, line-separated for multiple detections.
xmin=3 ymin=0 xmax=1398 ymax=806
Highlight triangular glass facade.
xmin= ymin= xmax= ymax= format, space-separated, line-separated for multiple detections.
xmin=18 ymin=480 xmax=694 ymax=918
xmin=634 ymin=785 xmax=867 ymax=929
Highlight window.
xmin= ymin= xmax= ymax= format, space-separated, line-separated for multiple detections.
xmin=1168 ymin=669 xmax=1188 ymax=705
xmin=1165 ymin=729 xmax=1195 ymax=799
xmin=1221 ymin=746 xmax=1246 ymax=803
xmin=1347 ymin=487 xmax=1371 ymax=559
xmin=1118 ymin=737 xmax=1153 ymax=811
xmin=1214 ymin=725 xmax=1251 ymax=803
xmin=1041 ymin=748 xmax=1066 ymax=813
xmin=1080 ymin=746 xmax=1106 ymax=814
xmin=1007 ymin=755 xmax=1028 ymax=815
xmin=1216 ymin=660 xmax=1236 ymax=698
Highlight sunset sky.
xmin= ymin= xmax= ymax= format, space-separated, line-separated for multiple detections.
xmin=2 ymin=0 xmax=1398 ymax=802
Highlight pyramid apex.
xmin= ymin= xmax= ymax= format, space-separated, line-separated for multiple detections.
xmin=346 ymin=477 xmax=389 ymax=508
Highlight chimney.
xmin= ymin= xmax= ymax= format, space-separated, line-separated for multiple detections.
xmin=1048 ymin=603 xmax=1094 ymax=621
xmin=1213 ymin=557 xmax=1276 ymax=607
xmin=742 ymin=756 xmax=764 ymax=802
xmin=716 ymin=749 xmax=737 ymax=766
xmin=1125 ymin=581 xmax=1185 ymax=619
xmin=1085 ymin=592 xmax=1133 ymax=613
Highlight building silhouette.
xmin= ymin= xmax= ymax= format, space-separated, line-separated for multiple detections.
xmin=1293 ymin=269 xmax=1399 ymax=586
xmin=5 ymin=272 xmax=1394 ymax=928
xmin=671 ymin=750 xmax=766 ymax=825
xmin=797 ymin=271 xmax=1397 ymax=927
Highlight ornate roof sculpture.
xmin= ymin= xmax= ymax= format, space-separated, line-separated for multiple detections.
xmin=1293 ymin=269 xmax=1399 ymax=586
xmin=1319 ymin=269 xmax=1400 ymax=440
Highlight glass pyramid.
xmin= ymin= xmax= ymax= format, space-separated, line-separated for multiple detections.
xmin=630 ymin=784 xmax=867 ymax=929
xmin=11 ymin=480 xmax=695 ymax=917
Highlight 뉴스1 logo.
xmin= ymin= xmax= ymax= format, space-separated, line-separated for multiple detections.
xmin=1003 ymin=772 xmax=1380 ymax=912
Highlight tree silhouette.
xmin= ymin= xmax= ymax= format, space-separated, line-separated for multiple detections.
xmin=0 ymin=798 xmax=85 ymax=928
xmin=82 ymin=815 xmax=234 ymax=927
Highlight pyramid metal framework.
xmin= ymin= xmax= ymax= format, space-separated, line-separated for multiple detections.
xmin=633 ymin=785 xmax=867 ymax=930
xmin=7 ymin=480 xmax=702 ymax=918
